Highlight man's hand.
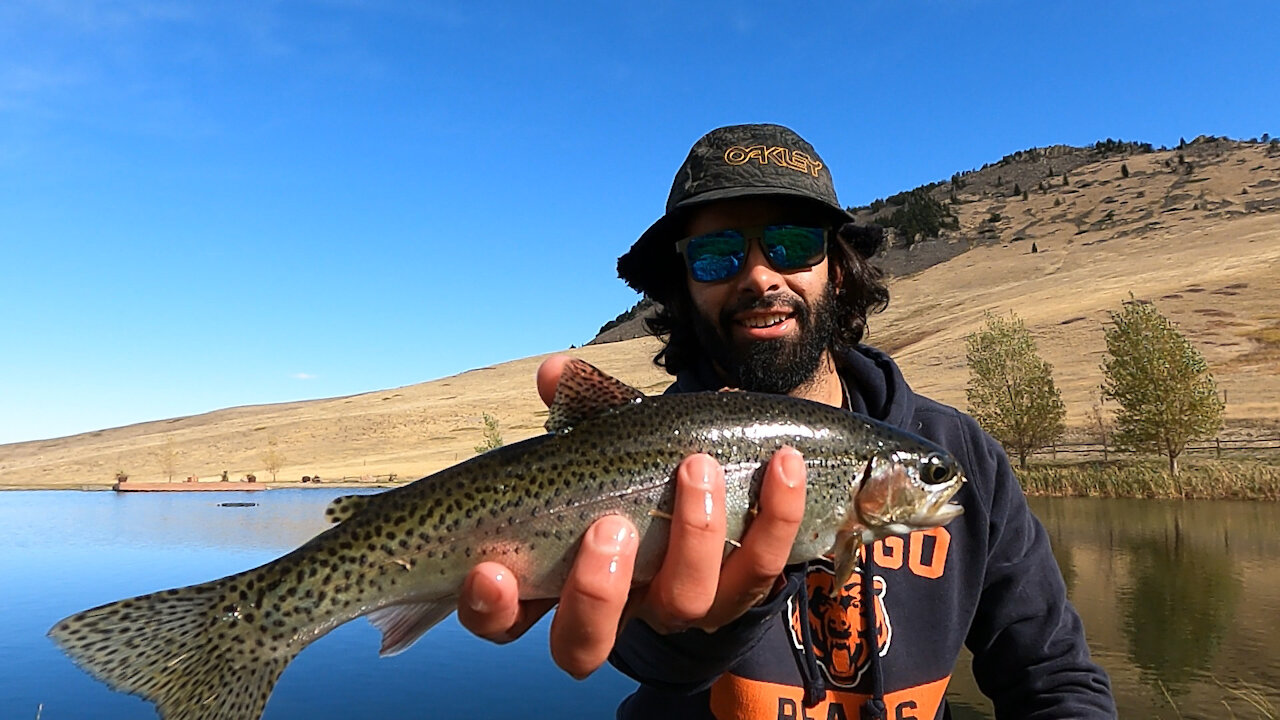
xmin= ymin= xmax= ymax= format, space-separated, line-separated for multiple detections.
xmin=456 ymin=355 xmax=807 ymax=679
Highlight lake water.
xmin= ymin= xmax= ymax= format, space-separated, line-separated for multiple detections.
xmin=4 ymin=491 xmax=1278 ymax=719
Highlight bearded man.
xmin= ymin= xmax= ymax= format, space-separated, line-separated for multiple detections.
xmin=458 ymin=124 xmax=1116 ymax=719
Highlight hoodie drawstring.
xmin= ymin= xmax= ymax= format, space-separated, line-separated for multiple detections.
xmin=859 ymin=552 xmax=886 ymax=720
xmin=798 ymin=567 xmax=828 ymax=707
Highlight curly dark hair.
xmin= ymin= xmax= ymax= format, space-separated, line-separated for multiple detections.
xmin=645 ymin=223 xmax=890 ymax=375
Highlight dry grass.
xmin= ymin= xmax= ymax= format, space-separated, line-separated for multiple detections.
xmin=1018 ymin=459 xmax=1280 ymax=500
xmin=2 ymin=141 xmax=1279 ymax=490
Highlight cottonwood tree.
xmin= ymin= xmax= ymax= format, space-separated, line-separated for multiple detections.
xmin=965 ymin=312 xmax=1066 ymax=469
xmin=1101 ymin=298 xmax=1224 ymax=478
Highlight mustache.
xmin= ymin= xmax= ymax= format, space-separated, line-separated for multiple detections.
xmin=721 ymin=293 xmax=806 ymax=319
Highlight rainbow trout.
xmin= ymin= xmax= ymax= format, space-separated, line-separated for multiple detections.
xmin=49 ymin=359 xmax=965 ymax=720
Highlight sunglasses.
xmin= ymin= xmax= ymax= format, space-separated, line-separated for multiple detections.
xmin=675 ymin=225 xmax=828 ymax=283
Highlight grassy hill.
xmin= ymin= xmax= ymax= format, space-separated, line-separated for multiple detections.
xmin=3 ymin=137 xmax=1278 ymax=489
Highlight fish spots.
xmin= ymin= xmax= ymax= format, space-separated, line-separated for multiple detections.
xmin=45 ymin=386 xmax=933 ymax=720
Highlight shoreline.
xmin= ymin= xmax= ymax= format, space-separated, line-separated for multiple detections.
xmin=1014 ymin=457 xmax=1280 ymax=501
xmin=0 ymin=480 xmax=409 ymax=492
xmin=6 ymin=458 xmax=1280 ymax=500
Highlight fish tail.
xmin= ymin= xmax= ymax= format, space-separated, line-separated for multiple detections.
xmin=48 ymin=574 xmax=297 ymax=720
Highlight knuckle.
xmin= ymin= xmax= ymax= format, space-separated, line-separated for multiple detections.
xmin=656 ymin=584 xmax=713 ymax=623
xmin=570 ymin=574 xmax=624 ymax=607
xmin=741 ymin=555 xmax=788 ymax=586
xmin=648 ymin=580 xmax=713 ymax=628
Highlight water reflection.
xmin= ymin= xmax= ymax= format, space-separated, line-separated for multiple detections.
xmin=4 ymin=492 xmax=1278 ymax=719
xmin=1120 ymin=536 xmax=1240 ymax=692
xmin=1026 ymin=497 xmax=1280 ymax=719
xmin=1050 ymin=539 xmax=1077 ymax=596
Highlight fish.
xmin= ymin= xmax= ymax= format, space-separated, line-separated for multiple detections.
xmin=48 ymin=359 xmax=965 ymax=720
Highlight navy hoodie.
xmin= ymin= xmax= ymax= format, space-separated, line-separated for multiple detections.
xmin=609 ymin=345 xmax=1116 ymax=719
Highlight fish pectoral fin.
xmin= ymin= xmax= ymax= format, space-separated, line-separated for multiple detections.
xmin=545 ymin=358 xmax=644 ymax=433
xmin=324 ymin=494 xmax=373 ymax=525
xmin=832 ymin=534 xmax=864 ymax=598
xmin=367 ymin=600 xmax=456 ymax=657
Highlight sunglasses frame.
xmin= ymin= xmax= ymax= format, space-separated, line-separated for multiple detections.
xmin=674 ymin=224 xmax=830 ymax=283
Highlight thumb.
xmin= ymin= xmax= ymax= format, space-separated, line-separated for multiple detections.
xmin=537 ymin=355 xmax=572 ymax=408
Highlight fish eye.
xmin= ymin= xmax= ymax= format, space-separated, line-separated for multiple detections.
xmin=924 ymin=454 xmax=952 ymax=485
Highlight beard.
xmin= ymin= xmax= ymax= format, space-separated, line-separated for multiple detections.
xmin=692 ymin=281 xmax=840 ymax=395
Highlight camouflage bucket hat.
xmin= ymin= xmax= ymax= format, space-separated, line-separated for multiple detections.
xmin=617 ymin=123 xmax=855 ymax=304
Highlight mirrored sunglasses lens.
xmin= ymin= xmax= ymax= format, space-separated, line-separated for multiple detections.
xmin=685 ymin=231 xmax=746 ymax=282
xmin=763 ymin=226 xmax=826 ymax=269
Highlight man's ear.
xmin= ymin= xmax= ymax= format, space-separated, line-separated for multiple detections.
xmin=829 ymin=231 xmax=845 ymax=287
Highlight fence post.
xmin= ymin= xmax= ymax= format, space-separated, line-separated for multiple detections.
xmin=1215 ymin=438 xmax=1221 ymax=459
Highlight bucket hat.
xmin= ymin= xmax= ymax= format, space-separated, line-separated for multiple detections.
xmin=617 ymin=123 xmax=855 ymax=303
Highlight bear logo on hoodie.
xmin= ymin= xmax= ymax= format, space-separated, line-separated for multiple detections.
xmin=787 ymin=561 xmax=892 ymax=688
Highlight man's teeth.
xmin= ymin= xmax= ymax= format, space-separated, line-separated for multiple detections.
xmin=741 ymin=313 xmax=789 ymax=328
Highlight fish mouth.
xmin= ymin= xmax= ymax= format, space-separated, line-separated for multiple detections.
xmin=906 ymin=496 xmax=964 ymax=528
xmin=854 ymin=451 xmax=966 ymax=534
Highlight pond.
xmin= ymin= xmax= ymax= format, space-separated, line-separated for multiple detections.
xmin=3 ymin=491 xmax=1278 ymax=719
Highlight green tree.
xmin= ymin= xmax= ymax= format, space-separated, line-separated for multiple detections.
xmin=475 ymin=413 xmax=504 ymax=453
xmin=1101 ymin=298 xmax=1225 ymax=478
xmin=965 ymin=312 xmax=1067 ymax=469
xmin=872 ymin=188 xmax=958 ymax=246
xmin=1120 ymin=163 xmax=1130 ymax=178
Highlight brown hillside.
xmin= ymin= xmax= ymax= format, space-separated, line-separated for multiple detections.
xmin=2 ymin=140 xmax=1277 ymax=489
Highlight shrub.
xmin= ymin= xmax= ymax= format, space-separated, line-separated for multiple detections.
xmin=475 ymin=413 xmax=504 ymax=453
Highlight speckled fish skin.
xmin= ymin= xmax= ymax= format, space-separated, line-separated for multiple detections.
xmin=48 ymin=360 xmax=965 ymax=720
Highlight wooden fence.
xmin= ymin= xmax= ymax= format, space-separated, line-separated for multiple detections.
xmin=1029 ymin=437 xmax=1280 ymax=459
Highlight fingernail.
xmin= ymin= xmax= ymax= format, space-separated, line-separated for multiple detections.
xmin=697 ymin=459 xmax=712 ymax=486
xmin=466 ymin=573 xmax=493 ymax=613
xmin=703 ymin=490 xmax=714 ymax=524
xmin=591 ymin=516 xmax=633 ymax=553
xmin=781 ymin=448 xmax=804 ymax=488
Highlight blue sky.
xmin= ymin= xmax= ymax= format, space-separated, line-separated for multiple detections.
xmin=2 ymin=0 xmax=1278 ymax=444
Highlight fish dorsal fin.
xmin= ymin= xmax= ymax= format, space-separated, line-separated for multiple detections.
xmin=545 ymin=358 xmax=644 ymax=433
xmin=324 ymin=494 xmax=372 ymax=525
xmin=367 ymin=600 xmax=455 ymax=657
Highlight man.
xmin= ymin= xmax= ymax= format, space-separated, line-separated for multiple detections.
xmin=459 ymin=124 xmax=1116 ymax=719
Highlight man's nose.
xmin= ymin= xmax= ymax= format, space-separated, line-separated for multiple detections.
xmin=735 ymin=240 xmax=782 ymax=296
